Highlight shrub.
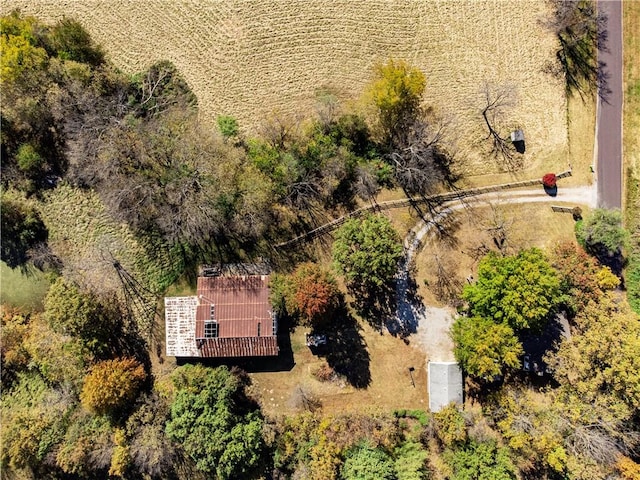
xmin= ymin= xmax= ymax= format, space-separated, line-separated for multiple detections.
xmin=575 ymin=208 xmax=629 ymax=256
xmin=434 ymin=404 xmax=467 ymax=448
xmin=572 ymin=206 xmax=583 ymax=220
xmin=16 ymin=143 xmax=44 ymax=172
xmin=216 ymin=115 xmax=239 ymax=138
xmin=312 ymin=362 xmax=337 ymax=382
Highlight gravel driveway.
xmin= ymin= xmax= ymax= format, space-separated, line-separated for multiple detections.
xmin=395 ymin=185 xmax=597 ymax=361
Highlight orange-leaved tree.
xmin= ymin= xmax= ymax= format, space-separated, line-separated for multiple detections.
xmin=290 ymin=263 xmax=340 ymax=327
xmin=80 ymin=358 xmax=146 ymax=415
xmin=270 ymin=263 xmax=341 ymax=328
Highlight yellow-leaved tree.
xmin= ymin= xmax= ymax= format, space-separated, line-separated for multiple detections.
xmin=80 ymin=358 xmax=146 ymax=416
xmin=366 ymin=59 xmax=426 ymax=143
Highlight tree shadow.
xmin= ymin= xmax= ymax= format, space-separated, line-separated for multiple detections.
xmin=321 ymin=306 xmax=371 ymax=389
xmin=351 ymin=283 xmax=396 ymax=333
xmin=389 ymin=259 xmax=424 ymax=338
xmin=590 ymin=247 xmax=626 ymax=278
xmin=519 ymin=312 xmax=570 ymax=377
xmin=543 ymin=185 xmax=558 ymax=197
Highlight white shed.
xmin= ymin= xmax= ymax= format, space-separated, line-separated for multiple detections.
xmin=428 ymin=361 xmax=463 ymax=412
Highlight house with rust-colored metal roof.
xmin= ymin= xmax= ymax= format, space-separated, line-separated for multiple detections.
xmin=165 ymin=275 xmax=278 ymax=358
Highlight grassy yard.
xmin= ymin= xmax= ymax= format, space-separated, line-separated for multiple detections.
xmin=0 ymin=262 xmax=50 ymax=311
xmin=414 ymin=202 xmax=583 ymax=308
xmin=623 ymin=1 xmax=640 ymax=313
xmin=249 ymin=322 xmax=428 ymax=417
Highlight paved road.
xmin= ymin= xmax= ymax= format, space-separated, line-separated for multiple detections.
xmin=597 ymin=0 xmax=623 ymax=209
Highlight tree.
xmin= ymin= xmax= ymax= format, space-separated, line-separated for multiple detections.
xmin=444 ymin=441 xmax=517 ymax=480
xmin=547 ymin=293 xmax=640 ymax=412
xmin=341 ymin=442 xmax=395 ymax=480
xmin=434 ymin=404 xmax=468 ymax=448
xmin=22 ymin=311 xmax=89 ymax=389
xmin=1 ymin=12 xmax=91 ymax=194
xmin=333 ymin=214 xmax=403 ymax=291
xmin=292 ymin=264 xmax=339 ymax=326
xmin=46 ymin=17 xmax=104 ymax=65
xmin=388 ymin=113 xmax=455 ymax=196
xmin=0 ymin=16 xmax=48 ymax=86
xmin=366 ymin=59 xmax=426 ymax=144
xmin=452 ymin=316 xmax=523 ymax=380
xmin=66 ymin=91 xmax=275 ymax=252
xmin=0 ymin=372 xmax=74 ymax=476
xmin=125 ymin=393 xmax=185 ymax=479
xmin=552 ymin=241 xmax=616 ymax=315
xmin=463 ymin=248 xmax=561 ymax=331
xmin=0 ymin=191 xmax=48 ymax=269
xmin=44 ymin=277 xmax=114 ymax=354
xmin=165 ymin=365 xmax=265 ymax=479
xmin=130 ymin=60 xmax=197 ymax=117
xmin=80 ymin=358 xmax=146 ymax=416
xmin=393 ymin=441 xmax=429 ymax=480
xmin=428 ymin=249 xmax=464 ymax=306
xmin=354 ymin=163 xmax=382 ymax=204
xmin=617 ymin=456 xmax=640 ymax=480
xmin=273 ymin=263 xmax=341 ymax=327
xmin=0 ymin=307 xmax=31 ymax=387
xmin=545 ymin=0 xmax=608 ymax=100
xmin=55 ymin=410 xmax=115 ymax=476
xmin=575 ymin=208 xmax=629 ymax=264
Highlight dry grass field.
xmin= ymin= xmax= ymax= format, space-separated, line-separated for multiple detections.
xmin=4 ymin=0 xmax=569 ymax=176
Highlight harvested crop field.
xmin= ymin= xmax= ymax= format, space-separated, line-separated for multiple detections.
xmin=4 ymin=0 xmax=568 ymax=174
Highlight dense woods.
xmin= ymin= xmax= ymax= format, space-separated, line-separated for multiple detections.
xmin=2 ymin=9 xmax=639 ymax=480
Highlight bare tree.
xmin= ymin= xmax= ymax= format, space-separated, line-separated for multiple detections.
xmin=288 ymin=386 xmax=321 ymax=412
xmin=483 ymin=201 xmax=515 ymax=255
xmin=471 ymin=199 xmax=516 ymax=255
xmin=134 ymin=60 xmax=197 ymax=117
xmin=478 ymin=82 xmax=521 ymax=171
xmin=428 ymin=249 xmax=463 ymax=306
xmin=388 ymin=113 xmax=455 ymax=197
xmin=259 ymin=111 xmax=302 ymax=150
xmin=354 ymin=164 xmax=381 ymax=206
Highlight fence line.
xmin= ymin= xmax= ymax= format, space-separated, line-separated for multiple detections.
xmin=551 ymin=205 xmax=576 ymax=213
xmin=275 ymin=170 xmax=572 ymax=248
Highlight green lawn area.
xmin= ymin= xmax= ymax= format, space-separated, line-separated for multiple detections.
xmin=0 ymin=261 xmax=50 ymax=311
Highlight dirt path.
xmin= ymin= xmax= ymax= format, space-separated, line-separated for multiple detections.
xmin=396 ymin=184 xmax=597 ymax=360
